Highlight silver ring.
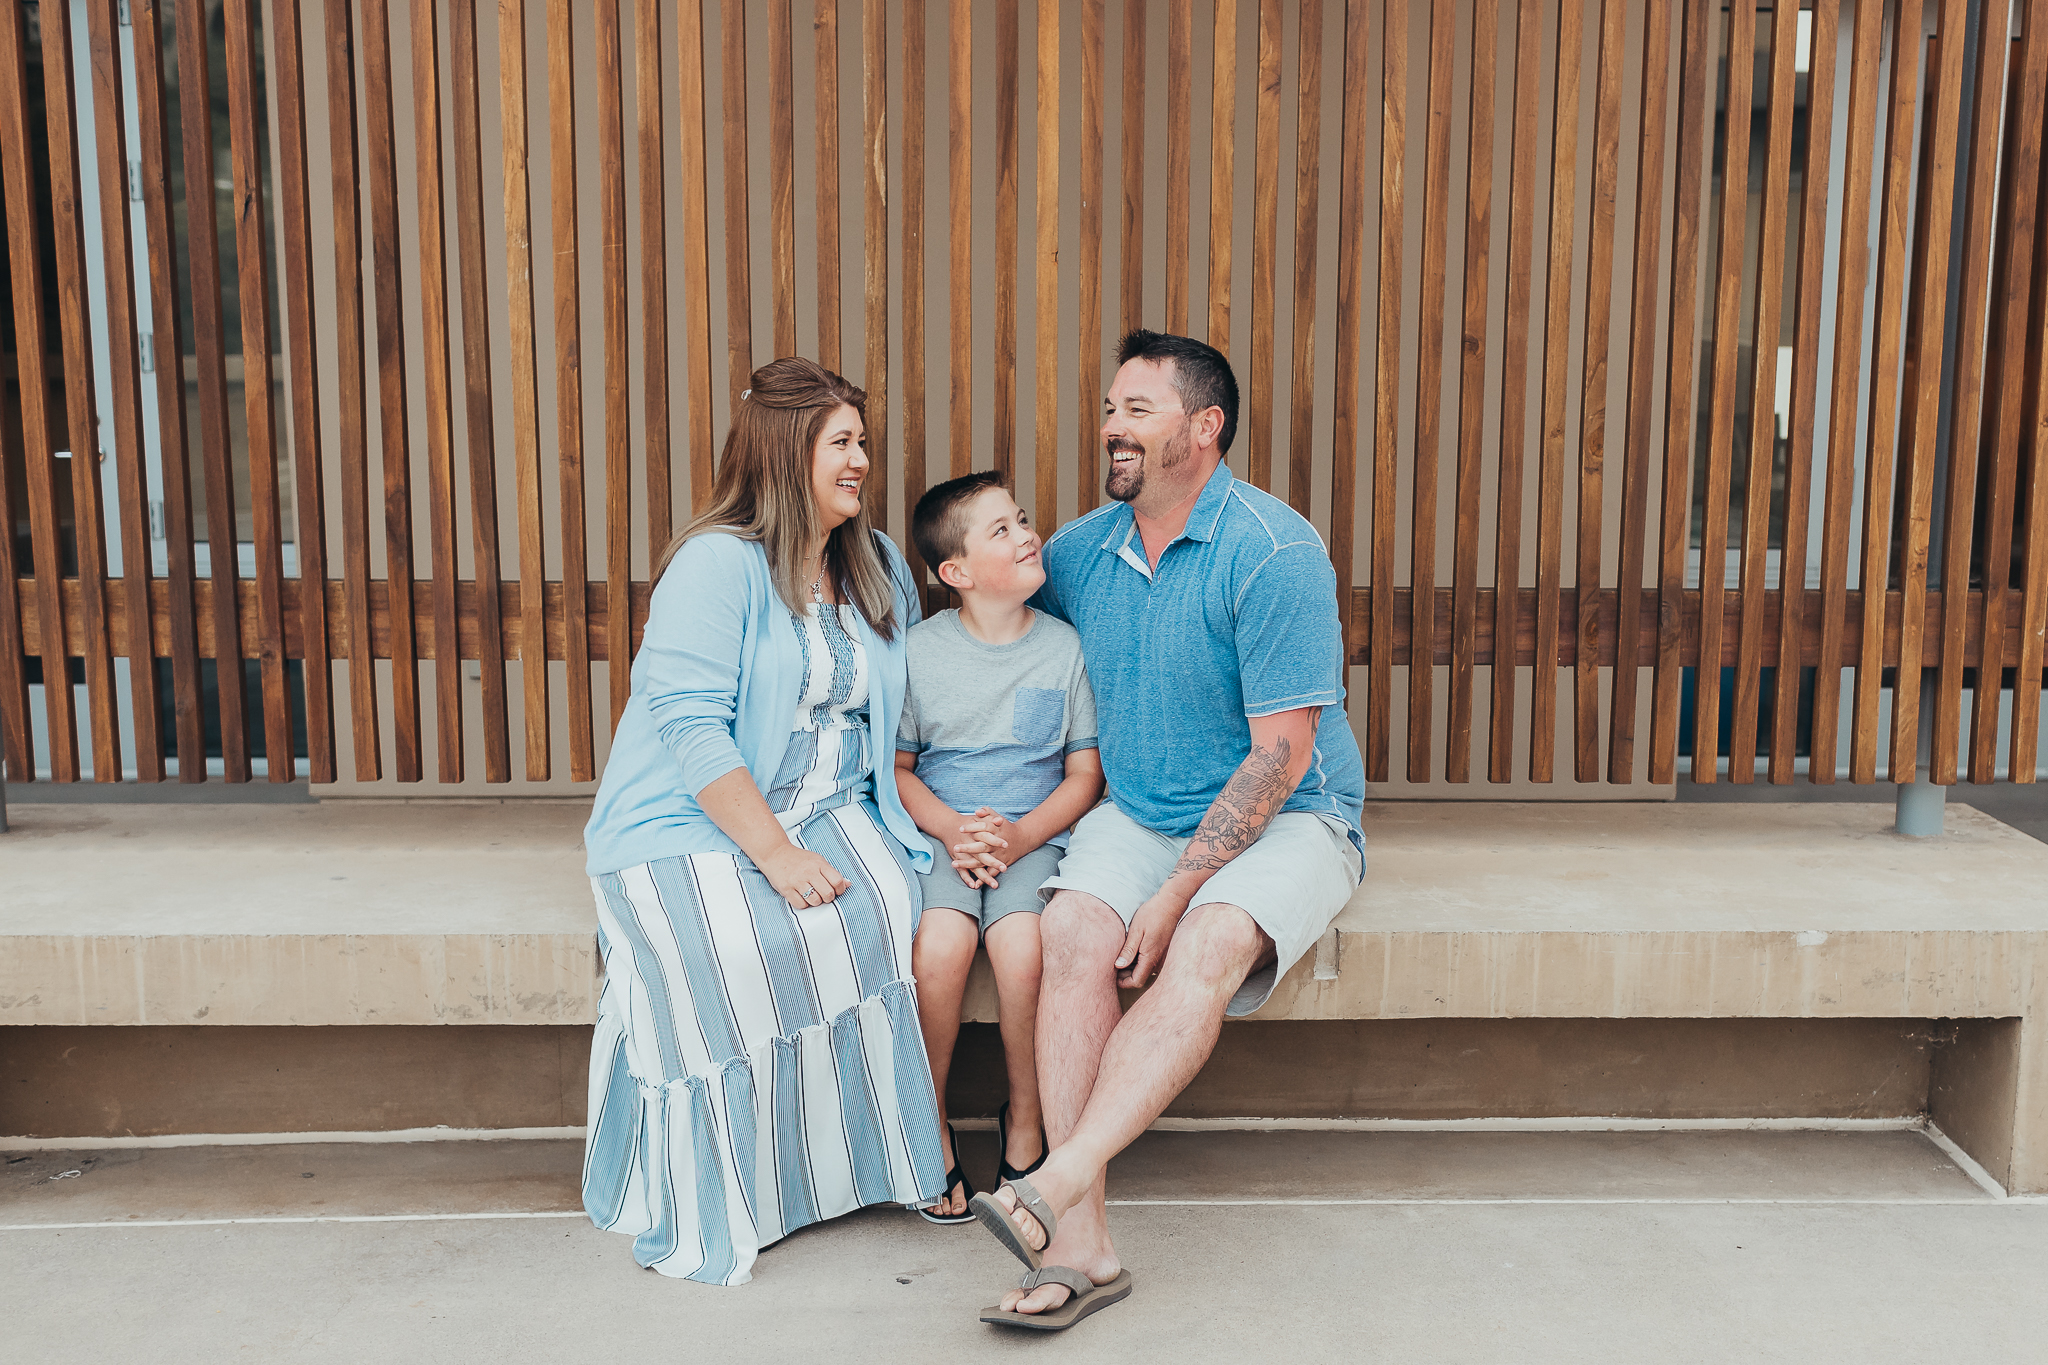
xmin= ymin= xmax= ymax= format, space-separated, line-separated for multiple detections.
xmin=803 ymin=883 xmax=817 ymax=898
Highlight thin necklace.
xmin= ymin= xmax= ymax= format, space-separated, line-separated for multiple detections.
xmin=808 ymin=554 xmax=825 ymax=604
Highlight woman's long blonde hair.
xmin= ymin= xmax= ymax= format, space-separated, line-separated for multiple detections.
xmin=655 ymin=357 xmax=899 ymax=640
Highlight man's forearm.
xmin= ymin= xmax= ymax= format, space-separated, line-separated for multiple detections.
xmin=1158 ymin=713 xmax=1318 ymax=903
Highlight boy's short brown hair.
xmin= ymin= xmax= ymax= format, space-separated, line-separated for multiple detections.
xmin=911 ymin=470 xmax=1008 ymax=572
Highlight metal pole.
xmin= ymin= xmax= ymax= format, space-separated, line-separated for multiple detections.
xmin=1895 ymin=670 xmax=1946 ymax=837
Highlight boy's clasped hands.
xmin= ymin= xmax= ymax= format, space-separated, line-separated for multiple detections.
xmin=949 ymin=807 xmax=1014 ymax=888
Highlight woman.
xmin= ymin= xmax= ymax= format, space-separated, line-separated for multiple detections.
xmin=580 ymin=358 xmax=946 ymax=1285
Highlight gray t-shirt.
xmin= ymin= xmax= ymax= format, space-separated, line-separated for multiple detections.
xmin=896 ymin=608 xmax=1098 ymax=846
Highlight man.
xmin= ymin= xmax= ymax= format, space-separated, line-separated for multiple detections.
xmin=969 ymin=330 xmax=1366 ymax=1330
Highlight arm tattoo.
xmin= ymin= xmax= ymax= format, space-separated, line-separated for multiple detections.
xmin=1171 ymin=736 xmax=1299 ymax=877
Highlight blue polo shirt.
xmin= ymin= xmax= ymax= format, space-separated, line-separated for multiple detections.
xmin=1030 ymin=460 xmax=1365 ymax=854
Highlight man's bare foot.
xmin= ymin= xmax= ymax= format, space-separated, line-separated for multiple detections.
xmin=986 ymin=1153 xmax=1086 ymax=1250
xmin=995 ymin=1249 xmax=1121 ymax=1316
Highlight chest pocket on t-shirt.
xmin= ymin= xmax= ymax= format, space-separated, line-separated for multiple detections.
xmin=1012 ymin=687 xmax=1066 ymax=746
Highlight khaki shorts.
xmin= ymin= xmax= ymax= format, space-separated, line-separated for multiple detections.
xmin=1039 ymin=801 xmax=1364 ymax=1017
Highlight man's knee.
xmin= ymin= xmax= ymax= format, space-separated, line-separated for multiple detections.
xmin=1040 ymin=891 xmax=1123 ymax=967
xmin=1160 ymin=903 xmax=1270 ymax=992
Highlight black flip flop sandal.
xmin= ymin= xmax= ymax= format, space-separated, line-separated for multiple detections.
xmin=980 ymin=1267 xmax=1134 ymax=1331
xmin=918 ymin=1123 xmax=977 ymax=1225
xmin=996 ymin=1101 xmax=1047 ymax=1183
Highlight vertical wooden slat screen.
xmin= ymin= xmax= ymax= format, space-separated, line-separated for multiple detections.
xmin=271 ymin=0 xmax=337 ymax=784
xmin=5 ymin=0 xmax=2048 ymax=791
xmin=136 ymin=0 xmax=204 ymax=777
xmin=450 ymin=0 xmax=509 ymax=783
xmin=0 ymin=0 xmax=78 ymax=779
xmin=411 ymin=0 xmax=464 ymax=780
xmin=363 ymin=0 xmax=420 ymax=781
xmin=38 ymin=0 xmax=119 ymax=783
xmin=223 ymin=0 xmax=294 ymax=779
xmin=180 ymin=0 xmax=253 ymax=781
xmin=83 ymin=0 xmax=165 ymax=782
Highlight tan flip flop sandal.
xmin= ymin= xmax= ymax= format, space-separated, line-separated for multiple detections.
xmin=968 ymin=1176 xmax=1057 ymax=1270
xmin=980 ymin=1267 xmax=1134 ymax=1331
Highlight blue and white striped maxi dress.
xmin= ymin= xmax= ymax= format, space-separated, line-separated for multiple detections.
xmin=582 ymin=600 xmax=947 ymax=1284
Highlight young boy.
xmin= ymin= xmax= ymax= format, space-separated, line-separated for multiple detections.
xmin=897 ymin=471 xmax=1104 ymax=1224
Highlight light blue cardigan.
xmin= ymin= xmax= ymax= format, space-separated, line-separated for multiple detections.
xmin=583 ymin=528 xmax=932 ymax=878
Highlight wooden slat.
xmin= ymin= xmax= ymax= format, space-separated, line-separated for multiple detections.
xmin=179 ymin=0 xmax=252 ymax=780
xmin=0 ymin=326 xmax=23 ymax=773
xmin=1691 ymin=0 xmax=1755 ymax=782
xmin=2014 ymin=19 xmax=2048 ymax=781
xmin=1531 ymin=0 xmax=1583 ymax=782
xmin=1852 ymin=9 xmax=1926 ymax=783
xmin=1572 ymin=0 xmax=1623 ymax=783
xmin=719 ymin=0 xmax=753 ymax=409
xmin=1490 ymin=0 xmax=1543 ymax=782
xmin=0 ymin=1 xmax=79 ymax=780
xmin=1607 ymin=0 xmax=1671 ymax=784
xmin=768 ymin=0 xmax=797 ymax=356
xmin=639 ymin=0 xmax=673 ymax=557
xmin=1891 ymin=8 xmax=1969 ymax=781
xmin=363 ymin=0 xmax=419 ymax=781
xmin=949 ymin=0 xmax=972 ymax=477
xmin=1977 ymin=7 xmax=2047 ymax=782
xmin=549 ymin=0 xmax=595 ymax=779
xmin=1077 ymin=0 xmax=1106 ymax=515
xmin=994 ymin=0 xmax=1018 ymax=484
xmin=1364 ymin=0 xmax=1399 ymax=782
xmin=1726 ymin=0 xmax=1800 ymax=779
xmin=1247 ymin=0 xmax=1281 ymax=489
xmin=1406 ymin=0 xmax=1452 ymax=783
xmin=599 ymin=0 xmax=632 ymax=730
xmin=862 ymin=0 xmax=889 ymax=529
xmin=1446 ymin=0 xmax=1497 ymax=783
xmin=82 ymin=0 xmax=166 ymax=781
xmin=677 ymin=0 xmax=716 ymax=516
xmin=1284 ymin=0 xmax=1323 ymax=521
xmin=1206 ymin=0 xmax=1238 ymax=349
xmin=39 ymin=0 xmax=120 ymax=780
xmin=223 ymin=0 xmax=295 ymax=779
xmin=1770 ymin=0 xmax=1841 ymax=783
xmin=1034 ymin=0 xmax=1060 ymax=529
xmin=269 ymin=0 xmax=336 ymax=783
xmin=1648 ymin=0 xmax=1711 ymax=784
xmin=816 ymin=0 xmax=843 ymax=372
xmin=1930 ymin=0 xmax=2011 ymax=782
xmin=324 ymin=0 xmax=380 ymax=780
xmin=410 ymin=0 xmax=464 ymax=781
xmin=905 ymin=0 xmax=929 ymax=575
xmin=1813 ymin=0 xmax=1889 ymax=784
xmin=1165 ymin=0 xmax=1191 ymax=332
xmin=501 ymin=0 xmax=549 ymax=777
xmin=450 ymin=0 xmax=510 ymax=781
xmin=1119 ymin=0 xmax=1147 ymax=335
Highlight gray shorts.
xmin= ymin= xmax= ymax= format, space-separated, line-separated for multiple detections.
xmin=1039 ymin=802 xmax=1364 ymax=1017
xmin=917 ymin=835 xmax=1065 ymax=935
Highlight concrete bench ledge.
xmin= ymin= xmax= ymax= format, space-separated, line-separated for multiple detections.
xmin=4 ymin=798 xmax=2045 ymax=1188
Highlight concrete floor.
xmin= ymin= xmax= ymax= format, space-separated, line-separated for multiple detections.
xmin=5 ymin=1130 xmax=2044 ymax=1363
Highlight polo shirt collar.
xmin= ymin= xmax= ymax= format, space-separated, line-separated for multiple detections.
xmin=1095 ymin=459 xmax=1236 ymax=556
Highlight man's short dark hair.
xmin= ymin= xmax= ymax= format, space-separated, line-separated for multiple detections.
xmin=912 ymin=469 xmax=1009 ymax=570
xmin=1115 ymin=329 xmax=1240 ymax=455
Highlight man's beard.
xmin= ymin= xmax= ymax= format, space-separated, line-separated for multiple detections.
xmin=1104 ymin=420 xmax=1191 ymax=504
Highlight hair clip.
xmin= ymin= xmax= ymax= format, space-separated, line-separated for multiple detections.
xmin=739 ymin=389 xmax=751 ymax=401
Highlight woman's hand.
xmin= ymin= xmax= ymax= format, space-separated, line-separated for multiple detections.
xmin=756 ymin=843 xmax=852 ymax=909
